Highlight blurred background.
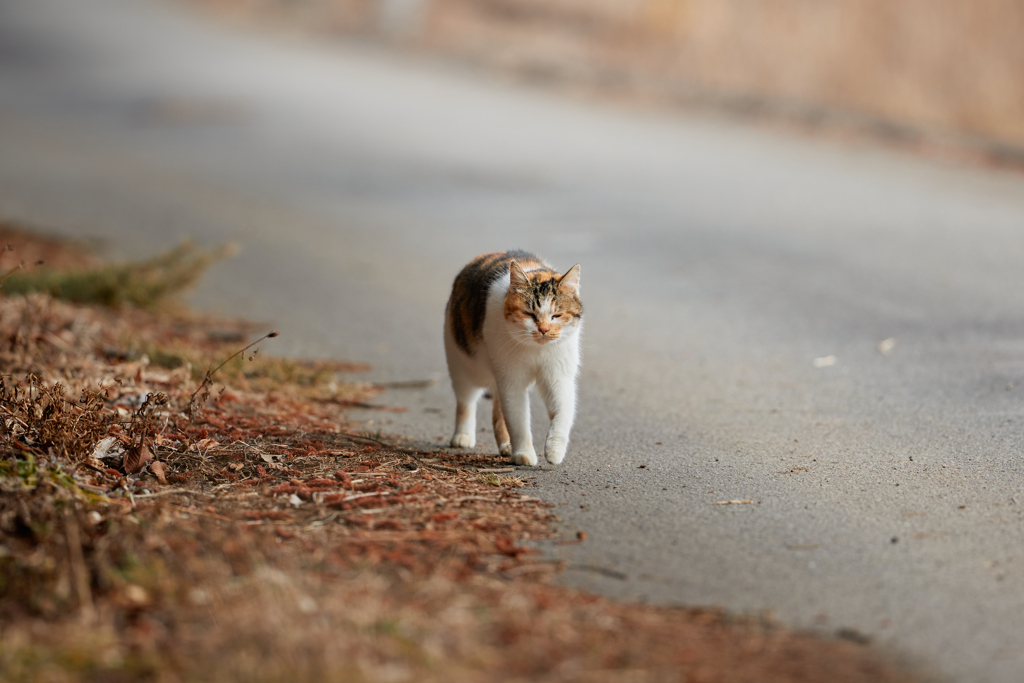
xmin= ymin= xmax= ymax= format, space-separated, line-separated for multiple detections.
xmin=4 ymin=1 xmax=1024 ymax=681
xmin=190 ymin=0 xmax=1024 ymax=159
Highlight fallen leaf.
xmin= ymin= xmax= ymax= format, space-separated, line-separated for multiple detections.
xmin=189 ymin=437 xmax=218 ymax=452
xmin=150 ymin=461 xmax=168 ymax=485
xmin=91 ymin=436 xmax=122 ymax=461
xmin=123 ymin=444 xmax=153 ymax=474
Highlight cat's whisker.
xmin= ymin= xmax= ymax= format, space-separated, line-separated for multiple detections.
xmin=496 ymin=335 xmax=524 ymax=355
xmin=498 ymin=330 xmax=534 ymax=354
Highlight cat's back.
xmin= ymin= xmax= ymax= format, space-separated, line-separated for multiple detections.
xmin=447 ymin=250 xmax=549 ymax=355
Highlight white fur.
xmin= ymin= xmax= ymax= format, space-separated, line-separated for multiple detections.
xmin=444 ymin=269 xmax=582 ymax=466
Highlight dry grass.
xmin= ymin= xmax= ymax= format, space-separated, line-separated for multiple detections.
xmin=0 ymin=229 xmax=923 ymax=682
xmin=1 ymin=241 xmax=235 ymax=309
xmin=427 ymin=0 xmax=1024 ymax=143
xmin=1 ymin=219 xmax=234 ymax=309
xmin=184 ymin=0 xmax=1024 ymax=163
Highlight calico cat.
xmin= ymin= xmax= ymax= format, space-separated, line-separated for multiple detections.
xmin=444 ymin=251 xmax=583 ymax=466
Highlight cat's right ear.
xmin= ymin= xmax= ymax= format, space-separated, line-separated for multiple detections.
xmin=558 ymin=264 xmax=581 ymax=295
xmin=508 ymin=261 xmax=530 ymax=294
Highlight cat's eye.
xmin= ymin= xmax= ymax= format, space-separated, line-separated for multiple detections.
xmin=552 ymin=314 xmax=562 ymax=319
xmin=528 ymin=312 xmax=538 ymax=321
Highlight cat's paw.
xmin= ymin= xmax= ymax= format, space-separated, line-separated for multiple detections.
xmin=498 ymin=441 xmax=513 ymax=457
xmin=511 ymin=449 xmax=538 ymax=467
xmin=450 ymin=433 xmax=475 ymax=449
xmin=544 ymin=437 xmax=568 ymax=465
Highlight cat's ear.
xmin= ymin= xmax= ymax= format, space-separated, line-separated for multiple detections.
xmin=508 ymin=261 xmax=530 ymax=293
xmin=558 ymin=264 xmax=581 ymax=295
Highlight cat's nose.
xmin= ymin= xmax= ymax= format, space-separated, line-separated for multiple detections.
xmin=537 ymin=325 xmax=550 ymax=335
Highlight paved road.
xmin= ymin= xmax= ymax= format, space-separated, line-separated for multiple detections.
xmin=4 ymin=0 xmax=1024 ymax=679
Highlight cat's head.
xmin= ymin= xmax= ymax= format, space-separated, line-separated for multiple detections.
xmin=504 ymin=261 xmax=582 ymax=345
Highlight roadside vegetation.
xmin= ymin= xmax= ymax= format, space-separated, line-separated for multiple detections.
xmin=0 ymin=223 xmax=234 ymax=309
xmin=0 ymin=223 xmax=919 ymax=681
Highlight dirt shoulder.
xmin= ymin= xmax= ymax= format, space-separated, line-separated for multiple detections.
xmin=0 ymin=227 xmax=922 ymax=681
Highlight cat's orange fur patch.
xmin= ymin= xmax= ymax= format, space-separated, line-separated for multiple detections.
xmin=503 ymin=289 xmax=532 ymax=322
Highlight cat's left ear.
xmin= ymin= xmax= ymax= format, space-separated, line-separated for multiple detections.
xmin=558 ymin=264 xmax=581 ymax=295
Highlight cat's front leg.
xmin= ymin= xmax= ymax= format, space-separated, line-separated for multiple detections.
xmin=538 ymin=375 xmax=577 ymax=465
xmin=497 ymin=381 xmax=536 ymax=466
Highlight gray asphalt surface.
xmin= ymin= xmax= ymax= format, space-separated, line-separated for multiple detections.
xmin=3 ymin=0 xmax=1024 ymax=679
